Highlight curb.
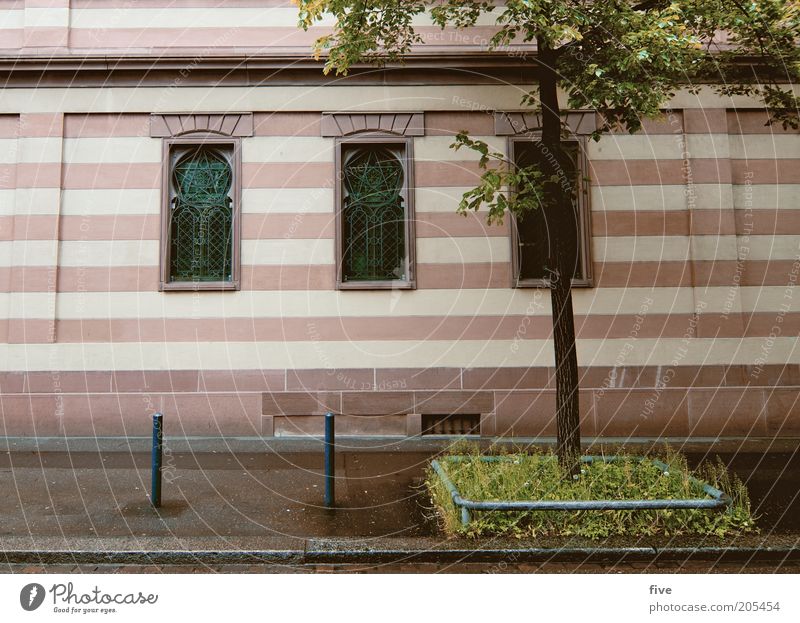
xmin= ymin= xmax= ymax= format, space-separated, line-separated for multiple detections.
xmin=3 ymin=546 xmax=799 ymax=566
xmin=3 ymin=436 xmax=798 ymax=454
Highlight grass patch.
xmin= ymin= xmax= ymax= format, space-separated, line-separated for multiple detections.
xmin=425 ymin=443 xmax=757 ymax=539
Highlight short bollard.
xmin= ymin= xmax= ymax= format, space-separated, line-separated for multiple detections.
xmin=324 ymin=412 xmax=335 ymax=507
xmin=151 ymin=412 xmax=163 ymax=508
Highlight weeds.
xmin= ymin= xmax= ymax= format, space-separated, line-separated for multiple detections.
xmin=426 ymin=444 xmax=757 ymax=539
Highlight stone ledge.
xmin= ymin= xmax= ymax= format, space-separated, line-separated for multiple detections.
xmin=261 ymin=390 xmax=495 ymax=416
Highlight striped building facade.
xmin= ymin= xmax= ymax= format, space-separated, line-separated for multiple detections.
xmin=1 ymin=0 xmax=799 ymax=440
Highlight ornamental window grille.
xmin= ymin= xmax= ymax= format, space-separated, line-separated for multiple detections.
xmin=168 ymin=146 xmax=234 ymax=283
xmin=512 ymin=139 xmax=592 ymax=287
xmin=341 ymin=145 xmax=408 ymax=283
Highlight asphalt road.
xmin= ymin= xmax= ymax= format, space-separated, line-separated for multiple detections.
xmin=5 ymin=560 xmax=800 ymax=574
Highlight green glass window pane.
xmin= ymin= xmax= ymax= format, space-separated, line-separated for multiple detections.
xmin=342 ymin=147 xmax=406 ymax=282
xmin=169 ymin=147 xmax=233 ymax=283
xmin=514 ymin=141 xmax=581 ymax=281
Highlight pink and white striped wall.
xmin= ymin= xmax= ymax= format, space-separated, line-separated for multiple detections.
xmin=1 ymin=1 xmax=799 ymax=439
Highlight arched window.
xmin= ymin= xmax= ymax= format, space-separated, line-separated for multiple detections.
xmin=511 ymin=138 xmax=592 ymax=287
xmin=337 ymin=139 xmax=414 ymax=288
xmin=166 ymin=145 xmax=235 ymax=285
xmin=342 ymin=147 xmax=406 ymax=282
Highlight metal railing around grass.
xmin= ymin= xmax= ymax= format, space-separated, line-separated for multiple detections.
xmin=430 ymin=455 xmax=732 ymax=527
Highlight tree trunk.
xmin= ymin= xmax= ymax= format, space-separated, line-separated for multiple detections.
xmin=538 ymin=44 xmax=582 ymax=476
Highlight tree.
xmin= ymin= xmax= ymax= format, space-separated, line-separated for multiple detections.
xmin=296 ymin=0 xmax=800 ymax=474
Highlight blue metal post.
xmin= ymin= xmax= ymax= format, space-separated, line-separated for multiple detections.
xmin=324 ymin=412 xmax=335 ymax=507
xmin=151 ymin=412 xmax=163 ymax=508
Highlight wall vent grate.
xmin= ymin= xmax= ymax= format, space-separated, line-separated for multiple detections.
xmin=421 ymin=413 xmax=480 ymax=436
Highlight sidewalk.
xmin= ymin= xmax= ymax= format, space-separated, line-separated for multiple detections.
xmin=1 ymin=436 xmax=799 ymax=568
xmin=0 ymin=443 xmax=433 ymax=541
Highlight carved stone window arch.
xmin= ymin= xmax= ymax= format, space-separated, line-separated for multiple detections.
xmin=151 ymin=113 xmax=253 ymax=138
xmin=153 ymin=113 xmax=250 ymax=291
xmin=323 ymin=113 xmax=422 ymax=289
xmin=321 ymin=112 xmax=424 ymax=137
